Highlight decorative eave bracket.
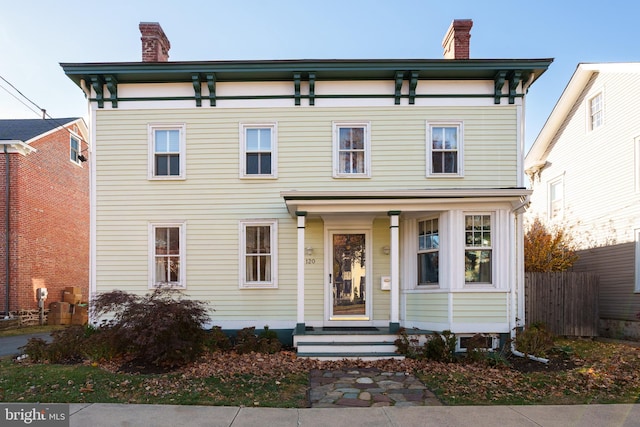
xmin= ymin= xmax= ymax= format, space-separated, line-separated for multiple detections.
xmin=192 ymin=74 xmax=202 ymax=107
xmin=394 ymin=71 xmax=404 ymax=105
xmin=104 ymin=75 xmax=118 ymax=108
xmin=90 ymin=75 xmax=105 ymax=108
xmin=408 ymin=71 xmax=419 ymax=105
xmin=206 ymin=74 xmax=216 ymax=106
xmin=308 ymin=72 xmax=316 ymax=106
xmin=494 ymin=71 xmax=507 ymax=104
xmin=508 ymin=71 xmax=522 ymax=104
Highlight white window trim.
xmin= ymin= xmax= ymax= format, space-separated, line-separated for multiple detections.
xmin=463 ymin=212 xmax=495 ymax=288
xmin=587 ymin=91 xmax=604 ymax=132
xmin=426 ymin=120 xmax=464 ymax=178
xmin=69 ymin=132 xmax=83 ymax=166
xmin=239 ymin=219 xmax=278 ymax=289
xmin=548 ymin=175 xmax=565 ymax=221
xmin=148 ymin=123 xmax=187 ymax=180
xmin=239 ymin=122 xmax=278 ymax=178
xmin=635 ymin=229 xmax=640 ymax=293
xmin=148 ymin=221 xmax=187 ymax=289
xmin=332 ymin=121 xmax=371 ymax=178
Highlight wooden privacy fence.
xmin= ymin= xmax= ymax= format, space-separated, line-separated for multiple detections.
xmin=525 ymin=272 xmax=599 ymax=337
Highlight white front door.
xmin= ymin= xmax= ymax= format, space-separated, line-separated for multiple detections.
xmin=326 ymin=230 xmax=372 ymax=324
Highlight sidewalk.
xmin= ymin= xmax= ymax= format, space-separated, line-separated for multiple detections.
xmin=70 ymin=403 xmax=640 ymax=427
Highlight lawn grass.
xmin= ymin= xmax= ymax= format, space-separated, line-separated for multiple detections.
xmin=0 ymin=360 xmax=308 ymax=407
xmin=0 ymin=325 xmax=64 ymax=338
xmin=1 ymin=337 xmax=639 ymax=407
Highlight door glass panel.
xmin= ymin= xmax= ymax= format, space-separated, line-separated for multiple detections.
xmin=332 ymin=233 xmax=366 ymax=317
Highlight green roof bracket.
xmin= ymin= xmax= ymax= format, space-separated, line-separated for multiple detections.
xmin=308 ymin=72 xmax=316 ymax=106
xmin=90 ymin=75 xmax=105 ymax=108
xmin=192 ymin=74 xmax=202 ymax=107
xmin=408 ymin=71 xmax=419 ymax=105
xmin=206 ymin=74 xmax=216 ymax=107
xmin=508 ymin=71 xmax=522 ymax=104
xmin=104 ymin=75 xmax=118 ymax=108
xmin=394 ymin=71 xmax=404 ymax=105
xmin=293 ymin=73 xmax=301 ymax=106
xmin=494 ymin=71 xmax=507 ymax=104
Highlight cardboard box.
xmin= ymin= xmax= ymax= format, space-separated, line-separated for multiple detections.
xmin=48 ymin=312 xmax=71 ymax=326
xmin=71 ymin=312 xmax=88 ymax=325
xmin=63 ymin=291 xmax=82 ymax=305
xmin=64 ymin=286 xmax=82 ymax=294
xmin=49 ymin=301 xmax=71 ymax=314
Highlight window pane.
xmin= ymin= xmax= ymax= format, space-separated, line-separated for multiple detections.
xmin=168 ymin=257 xmax=179 ymax=282
xmin=339 ymin=152 xmax=350 ymax=173
xmin=444 ymin=127 xmax=457 ymax=149
xmin=168 ymin=130 xmax=180 ymax=152
xmin=418 ymin=252 xmax=439 ymax=284
xmin=246 ymin=129 xmax=260 ymax=151
xmin=258 ymin=226 xmax=271 ymax=253
xmin=444 ymin=152 xmax=457 ymax=173
xmin=258 ymin=129 xmax=271 ymax=150
xmin=260 ymin=153 xmax=272 ymax=174
xmin=352 ymin=152 xmax=364 ymax=173
xmin=156 ymin=155 xmax=167 ymax=176
xmin=247 ymin=153 xmax=259 ymax=174
xmin=432 ymin=152 xmax=443 ymax=173
xmin=169 ymin=154 xmax=180 ymax=176
xmin=156 ymin=228 xmax=168 ymax=254
xmin=465 ymin=250 xmax=492 ymax=282
xmin=432 ymin=128 xmax=444 ymax=149
xmin=246 ymin=227 xmax=258 ymax=254
xmin=168 ymin=227 xmax=180 ymax=254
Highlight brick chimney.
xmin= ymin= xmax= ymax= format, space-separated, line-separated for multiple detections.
xmin=139 ymin=22 xmax=171 ymax=62
xmin=442 ymin=19 xmax=473 ymax=59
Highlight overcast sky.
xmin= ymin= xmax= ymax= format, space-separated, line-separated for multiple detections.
xmin=1 ymin=0 xmax=637 ymax=151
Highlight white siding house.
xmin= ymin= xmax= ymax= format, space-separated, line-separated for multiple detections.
xmin=62 ymin=21 xmax=552 ymax=357
xmin=525 ymin=63 xmax=640 ymax=340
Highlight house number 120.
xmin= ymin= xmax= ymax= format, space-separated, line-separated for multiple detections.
xmin=305 ymin=258 xmax=315 ymax=264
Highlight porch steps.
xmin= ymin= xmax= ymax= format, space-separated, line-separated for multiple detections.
xmin=293 ymin=329 xmax=403 ymax=360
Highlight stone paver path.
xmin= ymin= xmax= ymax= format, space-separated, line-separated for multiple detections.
xmin=308 ymin=368 xmax=442 ymax=408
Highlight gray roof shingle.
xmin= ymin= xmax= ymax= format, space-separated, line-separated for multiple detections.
xmin=0 ymin=118 xmax=80 ymax=142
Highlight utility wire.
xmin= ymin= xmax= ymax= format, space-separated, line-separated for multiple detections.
xmin=0 ymin=83 xmax=43 ymax=117
xmin=0 ymin=74 xmax=89 ymax=149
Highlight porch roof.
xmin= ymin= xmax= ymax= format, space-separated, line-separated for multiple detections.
xmin=281 ymin=188 xmax=532 ymax=217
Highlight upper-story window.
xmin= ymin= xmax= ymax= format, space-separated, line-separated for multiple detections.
xmin=548 ymin=177 xmax=564 ymax=220
xmin=148 ymin=124 xmax=186 ymax=180
xmin=150 ymin=222 xmax=186 ymax=289
xmin=70 ymin=136 xmax=81 ymax=164
xmin=589 ymin=92 xmax=603 ymax=131
xmin=417 ymin=218 xmax=439 ymax=286
xmin=333 ymin=122 xmax=371 ymax=178
xmin=427 ymin=121 xmax=463 ymax=176
xmin=464 ymin=214 xmax=492 ymax=284
xmin=240 ymin=123 xmax=277 ymax=178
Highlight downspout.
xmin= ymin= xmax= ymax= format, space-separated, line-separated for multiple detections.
xmin=510 ymin=196 xmax=549 ymax=363
xmin=4 ymin=145 xmax=9 ymax=317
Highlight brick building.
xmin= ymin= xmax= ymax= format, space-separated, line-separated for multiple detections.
xmin=0 ymin=118 xmax=89 ymax=318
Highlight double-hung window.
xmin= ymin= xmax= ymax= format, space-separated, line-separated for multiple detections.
xmin=548 ymin=177 xmax=564 ymax=220
xmin=70 ymin=136 xmax=81 ymax=164
xmin=464 ymin=214 xmax=492 ymax=284
xmin=333 ymin=122 xmax=371 ymax=178
xmin=148 ymin=124 xmax=186 ymax=179
xmin=240 ymin=123 xmax=277 ymax=178
xmin=589 ymin=92 xmax=603 ymax=131
xmin=427 ymin=121 xmax=463 ymax=176
xmin=417 ymin=218 xmax=439 ymax=285
xmin=150 ymin=222 xmax=186 ymax=288
xmin=240 ymin=220 xmax=278 ymax=288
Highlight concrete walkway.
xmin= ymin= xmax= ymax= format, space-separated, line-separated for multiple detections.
xmin=70 ymin=403 xmax=640 ymax=427
xmin=0 ymin=332 xmax=53 ymax=357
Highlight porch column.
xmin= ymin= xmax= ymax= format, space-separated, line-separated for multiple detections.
xmin=295 ymin=212 xmax=307 ymax=334
xmin=388 ymin=211 xmax=400 ymax=331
